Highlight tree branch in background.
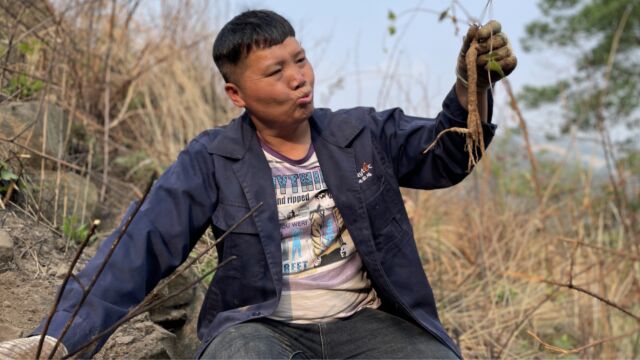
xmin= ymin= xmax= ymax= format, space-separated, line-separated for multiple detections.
xmin=502 ymin=78 xmax=542 ymax=203
xmin=99 ymin=0 xmax=117 ymax=203
xmin=504 ymin=266 xmax=640 ymax=323
xmin=595 ymin=4 xmax=635 ymax=248
xmin=527 ymin=326 xmax=640 ymax=356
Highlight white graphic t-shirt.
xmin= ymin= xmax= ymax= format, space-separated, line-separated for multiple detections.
xmin=261 ymin=141 xmax=380 ymax=323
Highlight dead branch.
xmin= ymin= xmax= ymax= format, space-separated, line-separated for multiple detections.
xmin=48 ymin=175 xmax=156 ymax=359
xmin=61 ymin=202 xmax=263 ymax=358
xmin=63 ymin=256 xmax=237 ymax=359
xmin=496 ymin=288 xmax=561 ymax=359
xmin=527 ymin=326 xmax=640 ymax=355
xmin=143 ymin=202 xmax=263 ymax=301
xmin=504 ymin=270 xmax=640 ymax=323
xmin=556 ymin=237 xmax=640 ymax=262
xmin=595 ymin=4 xmax=635 ymax=247
xmin=0 ymin=136 xmax=136 ymax=201
xmin=99 ymin=0 xmax=117 ymax=203
xmin=36 ymin=220 xmax=99 ymax=359
xmin=502 ymin=78 xmax=542 ymax=203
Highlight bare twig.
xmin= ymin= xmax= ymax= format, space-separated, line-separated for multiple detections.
xmin=145 ymin=202 xmax=263 ymax=299
xmin=0 ymin=136 xmax=85 ymax=172
xmin=595 ymin=4 xmax=634 ymax=246
xmin=49 ymin=175 xmax=156 ymax=359
xmin=0 ymin=2 xmax=27 ymax=89
xmin=57 ymin=201 xmax=262 ymax=358
xmin=502 ymin=78 xmax=542 ymax=203
xmin=556 ymin=237 xmax=640 ymax=262
xmin=505 ymin=271 xmax=640 ymax=323
xmin=36 ymin=220 xmax=99 ymax=359
xmin=496 ymin=288 xmax=561 ymax=359
xmin=63 ymin=256 xmax=237 ymax=359
xmin=99 ymin=0 xmax=117 ymax=203
xmin=528 ymin=326 xmax=640 ymax=355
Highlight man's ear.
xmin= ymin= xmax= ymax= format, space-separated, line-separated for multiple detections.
xmin=224 ymin=83 xmax=246 ymax=108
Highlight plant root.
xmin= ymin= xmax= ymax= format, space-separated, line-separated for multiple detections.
xmin=423 ymin=38 xmax=485 ymax=172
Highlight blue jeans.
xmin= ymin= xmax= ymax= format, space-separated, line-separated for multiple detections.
xmin=200 ymin=308 xmax=459 ymax=359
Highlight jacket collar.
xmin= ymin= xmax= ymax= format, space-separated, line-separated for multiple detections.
xmin=206 ymin=108 xmax=364 ymax=158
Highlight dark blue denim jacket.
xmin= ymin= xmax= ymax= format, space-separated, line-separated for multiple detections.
xmin=35 ymin=87 xmax=495 ymax=358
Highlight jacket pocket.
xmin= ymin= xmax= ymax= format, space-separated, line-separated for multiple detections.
xmin=365 ymin=177 xmax=395 ymax=233
xmin=210 ymin=203 xmax=268 ymax=282
xmin=365 ymin=177 xmax=408 ymax=251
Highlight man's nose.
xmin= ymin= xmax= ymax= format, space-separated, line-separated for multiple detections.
xmin=288 ymin=68 xmax=307 ymax=90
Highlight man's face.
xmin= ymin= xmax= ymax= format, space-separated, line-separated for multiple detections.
xmin=225 ymin=37 xmax=315 ymax=130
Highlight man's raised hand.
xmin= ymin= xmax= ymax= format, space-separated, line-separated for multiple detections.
xmin=456 ymin=20 xmax=517 ymax=89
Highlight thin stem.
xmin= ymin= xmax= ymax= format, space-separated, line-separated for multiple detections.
xmin=144 ymin=202 xmax=263 ymax=302
xmin=36 ymin=221 xmax=98 ymax=359
xmin=48 ymin=176 xmax=156 ymax=359
xmin=63 ymin=256 xmax=237 ymax=359
xmin=502 ymin=78 xmax=542 ymax=203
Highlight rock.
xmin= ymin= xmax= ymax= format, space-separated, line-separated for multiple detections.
xmin=96 ymin=316 xmax=176 ymax=360
xmin=146 ymin=268 xmax=204 ymax=358
xmin=32 ymin=170 xmax=99 ymax=228
xmin=149 ymin=308 xmax=188 ymax=331
xmin=0 ymin=323 xmax=21 ymax=341
xmin=55 ymin=263 xmax=68 ymax=279
xmin=0 ymin=101 xmax=69 ymax=165
xmin=115 ymin=335 xmax=135 ymax=345
xmin=0 ymin=230 xmax=14 ymax=264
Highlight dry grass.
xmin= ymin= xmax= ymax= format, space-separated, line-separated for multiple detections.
xmin=1 ymin=1 xmax=639 ymax=359
xmin=410 ymin=151 xmax=639 ymax=358
xmin=0 ymin=0 xmax=236 ymax=226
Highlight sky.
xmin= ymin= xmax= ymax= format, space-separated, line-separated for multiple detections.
xmin=213 ymin=1 xmax=550 ymax=119
xmin=204 ymin=1 xmax=609 ymax=166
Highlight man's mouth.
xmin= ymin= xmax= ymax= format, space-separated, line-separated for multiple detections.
xmin=296 ymin=91 xmax=313 ymax=105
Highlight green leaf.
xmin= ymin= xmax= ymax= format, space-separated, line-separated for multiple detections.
xmin=1 ymin=168 xmax=18 ymax=181
xmin=388 ymin=25 xmax=396 ymax=36
xmin=387 ymin=10 xmax=396 ymax=21
xmin=17 ymin=42 xmax=31 ymax=55
xmin=31 ymin=80 xmax=44 ymax=92
xmin=487 ymin=59 xmax=505 ymax=78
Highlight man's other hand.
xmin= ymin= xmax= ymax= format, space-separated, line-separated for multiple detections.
xmin=0 ymin=336 xmax=67 ymax=359
xmin=456 ymin=20 xmax=517 ymax=89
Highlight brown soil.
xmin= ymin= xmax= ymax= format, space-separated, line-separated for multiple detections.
xmin=0 ymin=207 xmax=200 ymax=359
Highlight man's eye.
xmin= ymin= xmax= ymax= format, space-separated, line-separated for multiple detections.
xmin=268 ymin=68 xmax=282 ymax=76
xmin=296 ymin=57 xmax=306 ymax=64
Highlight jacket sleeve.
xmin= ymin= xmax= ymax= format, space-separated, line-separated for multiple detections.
xmin=365 ymin=85 xmax=497 ymax=189
xmin=32 ymin=136 xmax=218 ymax=355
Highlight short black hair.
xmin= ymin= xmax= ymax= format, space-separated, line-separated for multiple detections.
xmin=213 ymin=10 xmax=295 ymax=83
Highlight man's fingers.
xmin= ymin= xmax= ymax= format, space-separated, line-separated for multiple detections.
xmin=475 ymin=33 xmax=509 ymax=54
xmin=477 ymin=20 xmax=501 ymax=42
xmin=461 ymin=25 xmax=479 ymax=54
xmin=476 ymin=45 xmax=512 ymax=67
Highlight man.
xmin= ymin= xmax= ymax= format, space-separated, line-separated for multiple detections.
xmin=0 ymin=9 xmax=516 ymax=359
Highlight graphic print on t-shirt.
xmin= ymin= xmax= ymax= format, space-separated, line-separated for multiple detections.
xmin=262 ymin=141 xmax=380 ymax=323
xmin=270 ymin=158 xmax=354 ymax=275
